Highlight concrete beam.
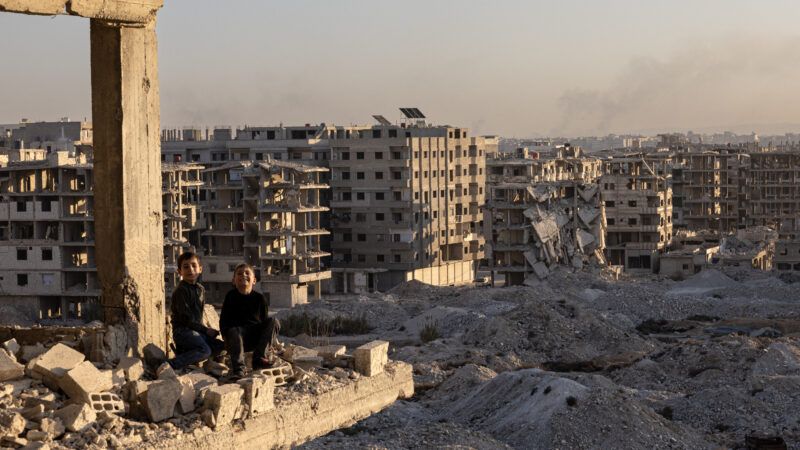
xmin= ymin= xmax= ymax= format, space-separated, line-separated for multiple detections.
xmin=0 ymin=0 xmax=162 ymax=23
xmin=90 ymin=19 xmax=165 ymax=354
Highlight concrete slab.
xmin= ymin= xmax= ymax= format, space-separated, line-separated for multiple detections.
xmin=32 ymin=343 xmax=85 ymax=380
xmin=0 ymin=349 xmax=24 ymax=382
xmin=0 ymin=0 xmax=65 ymax=15
xmin=203 ymin=384 xmax=244 ymax=427
xmin=59 ymin=360 xmax=113 ymax=402
xmin=237 ymin=375 xmax=274 ymax=417
xmin=54 ymin=403 xmax=96 ymax=432
xmin=140 ymin=379 xmax=182 ymax=422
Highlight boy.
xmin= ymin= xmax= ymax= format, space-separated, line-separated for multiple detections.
xmin=167 ymin=251 xmax=224 ymax=370
xmin=220 ymin=263 xmax=281 ymax=379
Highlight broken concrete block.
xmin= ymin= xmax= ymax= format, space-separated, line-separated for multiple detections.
xmin=203 ymin=384 xmax=243 ymax=427
xmin=116 ymin=357 xmax=144 ymax=382
xmin=25 ymin=430 xmax=48 ymax=442
xmin=284 ymin=345 xmax=318 ymax=362
xmin=0 ymin=436 xmax=27 ymax=448
xmin=255 ymin=364 xmax=293 ymax=386
xmin=53 ymin=404 xmax=96 ymax=433
xmin=19 ymin=345 xmax=46 ymax=364
xmin=353 ymin=341 xmax=389 ymax=377
xmin=177 ymin=378 xmax=195 ymax=414
xmin=32 ymin=344 xmax=85 ymax=380
xmin=156 ymin=362 xmax=177 ymax=380
xmin=314 ymin=345 xmax=346 ymax=361
xmin=58 ymin=361 xmax=113 ymax=402
xmin=2 ymin=339 xmax=20 ymax=358
xmin=88 ymin=392 xmax=125 ymax=414
xmin=180 ymin=372 xmax=217 ymax=392
xmin=237 ymin=375 xmax=274 ymax=417
xmin=38 ymin=418 xmax=64 ymax=440
xmin=110 ymin=368 xmax=126 ymax=386
xmin=293 ymin=356 xmax=323 ymax=371
xmin=142 ymin=344 xmax=166 ymax=369
xmin=140 ymin=379 xmax=182 ymax=422
xmin=202 ymin=304 xmax=220 ymax=330
xmin=0 ymin=350 xmax=24 ymax=382
xmin=20 ymin=405 xmax=44 ymax=421
xmin=0 ymin=411 xmax=26 ymax=436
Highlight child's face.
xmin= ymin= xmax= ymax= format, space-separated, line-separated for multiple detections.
xmin=233 ymin=267 xmax=256 ymax=294
xmin=178 ymin=257 xmax=203 ymax=283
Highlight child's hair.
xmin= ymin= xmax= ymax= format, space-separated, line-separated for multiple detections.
xmin=233 ymin=262 xmax=255 ymax=276
xmin=177 ymin=251 xmax=201 ymax=268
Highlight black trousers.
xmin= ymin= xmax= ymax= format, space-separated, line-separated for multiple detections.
xmin=223 ymin=318 xmax=280 ymax=371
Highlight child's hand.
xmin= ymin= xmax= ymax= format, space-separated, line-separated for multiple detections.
xmin=206 ymin=328 xmax=220 ymax=338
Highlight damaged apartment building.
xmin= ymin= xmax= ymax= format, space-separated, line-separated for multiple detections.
xmin=485 ymin=146 xmax=605 ymax=285
xmin=0 ymin=144 xmax=206 ymax=321
xmin=199 ymin=160 xmax=330 ymax=306
xmin=329 ymin=124 xmax=488 ymax=292
xmin=601 ymin=154 xmax=674 ymax=271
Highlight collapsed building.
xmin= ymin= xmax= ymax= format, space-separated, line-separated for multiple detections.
xmin=199 ymin=160 xmax=331 ymax=306
xmin=161 ymin=163 xmax=205 ymax=294
xmin=486 ymin=146 xmax=606 ymax=285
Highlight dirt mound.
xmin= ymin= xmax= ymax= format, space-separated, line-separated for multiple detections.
xmin=667 ymin=269 xmax=739 ymax=296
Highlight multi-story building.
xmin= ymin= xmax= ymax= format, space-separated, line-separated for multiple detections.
xmin=601 ymin=154 xmax=673 ymax=271
xmin=162 ymin=163 xmax=205 ymax=293
xmin=746 ymin=151 xmax=800 ymax=238
xmin=198 ymin=159 xmax=331 ymax=306
xmin=328 ymin=125 xmax=486 ymax=292
xmin=485 ymin=146 xmax=605 ymax=285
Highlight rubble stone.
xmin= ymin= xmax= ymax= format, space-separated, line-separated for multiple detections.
xmin=203 ymin=384 xmax=243 ymax=427
xmin=19 ymin=345 xmax=46 ymax=364
xmin=180 ymin=372 xmax=217 ymax=392
xmin=0 ymin=436 xmax=27 ymax=448
xmin=354 ymin=340 xmax=389 ymax=377
xmin=156 ymin=362 xmax=177 ymax=380
xmin=2 ymin=339 xmax=20 ymax=358
xmin=177 ymin=378 xmax=195 ymax=414
xmin=314 ymin=345 xmax=346 ymax=361
xmin=293 ymin=356 xmax=323 ymax=371
xmin=6 ymin=380 xmax=31 ymax=397
xmin=237 ymin=375 xmax=274 ymax=416
xmin=142 ymin=344 xmax=166 ymax=370
xmin=38 ymin=418 xmax=65 ymax=440
xmin=20 ymin=405 xmax=44 ymax=421
xmin=54 ymin=404 xmax=96 ymax=432
xmin=0 ymin=411 xmax=26 ymax=436
xmin=25 ymin=430 xmax=47 ymax=442
xmin=0 ymin=350 xmax=24 ymax=382
xmin=58 ymin=361 xmax=113 ymax=402
xmin=116 ymin=357 xmax=144 ymax=382
xmin=284 ymin=345 xmax=318 ymax=362
xmin=140 ymin=379 xmax=182 ymax=422
xmin=32 ymin=344 xmax=85 ymax=380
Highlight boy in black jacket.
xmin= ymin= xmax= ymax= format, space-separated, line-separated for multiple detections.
xmin=220 ymin=263 xmax=281 ymax=378
xmin=167 ymin=252 xmax=224 ymax=370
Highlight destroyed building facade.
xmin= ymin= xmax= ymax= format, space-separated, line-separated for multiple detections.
xmin=328 ymin=125 xmax=487 ymax=292
xmin=485 ymin=146 xmax=606 ymax=285
xmin=601 ymin=154 xmax=674 ymax=271
xmin=198 ymin=160 xmax=331 ymax=306
xmin=161 ymin=163 xmax=205 ymax=294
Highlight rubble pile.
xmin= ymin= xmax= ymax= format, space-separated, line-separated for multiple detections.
xmin=296 ymin=266 xmax=800 ymax=449
xmin=0 ymin=329 xmax=391 ymax=450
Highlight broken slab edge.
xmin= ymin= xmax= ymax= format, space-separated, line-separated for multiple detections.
xmin=0 ymin=0 xmax=163 ymax=23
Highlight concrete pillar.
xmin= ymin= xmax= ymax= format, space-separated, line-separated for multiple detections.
xmin=90 ymin=19 xmax=165 ymax=354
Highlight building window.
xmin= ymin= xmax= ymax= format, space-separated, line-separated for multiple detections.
xmin=209 ymin=264 xmax=217 ymax=274
xmin=375 ymin=213 xmax=384 ymax=221
xmin=394 ymin=191 xmax=401 ymax=201
xmin=605 ymin=201 xmax=615 ymax=208
xmin=375 ymin=192 xmax=385 ymax=200
xmin=393 ymin=254 xmax=401 ymax=263
xmin=377 ymin=254 xmax=385 ymax=262
xmin=17 ymin=248 xmax=26 ymax=260
xmin=16 ymin=201 xmax=26 ymax=212
xmin=628 ymin=200 xmax=637 ymax=207
xmin=342 ymin=152 xmax=350 ymax=160
xmin=41 ymin=201 xmax=51 ymax=212
xmin=357 ymin=172 xmax=365 ymax=180
xmin=343 ymin=233 xmax=352 ymax=242
xmin=375 ymin=152 xmax=383 ymax=159
xmin=392 ymin=171 xmax=402 ymax=180
xmin=342 ymin=171 xmax=351 ymax=180
xmin=42 ymin=248 xmax=53 ymax=260
xmin=17 ymin=274 xmax=27 ymax=286
xmin=357 ymin=254 xmax=366 ymax=262
xmin=392 ymin=151 xmax=402 ymax=159
xmin=356 ymin=213 xmax=366 ymax=222
xmin=356 ymin=192 xmax=365 ymax=200
xmin=41 ymin=273 xmax=54 ymax=286
xmin=357 ymin=234 xmax=366 ymax=242
xmin=392 ymin=212 xmax=402 ymax=222
xmin=256 ymin=153 xmax=264 ymax=160
xmin=356 ymin=152 xmax=364 ymax=159
xmin=375 ymin=172 xmax=384 ymax=180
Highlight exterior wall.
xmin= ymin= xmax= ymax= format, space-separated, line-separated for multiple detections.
xmin=774 ymin=240 xmax=800 ymax=271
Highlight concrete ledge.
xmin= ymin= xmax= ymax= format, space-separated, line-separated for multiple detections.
xmin=146 ymin=361 xmax=413 ymax=450
xmin=0 ymin=0 xmax=163 ymax=23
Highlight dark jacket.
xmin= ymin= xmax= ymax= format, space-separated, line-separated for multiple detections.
xmin=219 ymin=289 xmax=269 ymax=332
xmin=170 ymin=281 xmax=208 ymax=334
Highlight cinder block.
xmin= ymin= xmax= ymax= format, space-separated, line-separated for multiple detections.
xmin=88 ymin=392 xmax=125 ymax=414
xmin=237 ymin=375 xmax=274 ymax=416
xmin=0 ymin=349 xmax=24 ymax=382
xmin=54 ymin=403 xmax=96 ymax=432
xmin=140 ymin=379 xmax=182 ymax=422
xmin=255 ymin=363 xmax=293 ymax=386
xmin=58 ymin=361 xmax=113 ymax=402
xmin=314 ymin=345 xmax=346 ymax=362
xmin=203 ymin=384 xmax=243 ymax=427
xmin=116 ymin=357 xmax=144 ymax=382
xmin=33 ymin=344 xmax=85 ymax=380
xmin=353 ymin=340 xmax=389 ymax=377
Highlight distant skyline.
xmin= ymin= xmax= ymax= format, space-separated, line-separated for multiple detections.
xmin=3 ymin=1 xmax=800 ymax=138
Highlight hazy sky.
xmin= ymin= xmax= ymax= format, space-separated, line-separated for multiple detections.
xmin=3 ymin=0 xmax=800 ymax=137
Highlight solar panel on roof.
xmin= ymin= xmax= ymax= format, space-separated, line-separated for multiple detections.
xmin=399 ymin=108 xmax=415 ymax=119
xmin=410 ymin=108 xmax=426 ymax=119
xmin=372 ymin=115 xmax=392 ymax=126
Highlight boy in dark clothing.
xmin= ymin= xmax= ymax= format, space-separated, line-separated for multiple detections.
xmin=220 ymin=263 xmax=280 ymax=378
xmin=168 ymin=252 xmax=224 ymax=370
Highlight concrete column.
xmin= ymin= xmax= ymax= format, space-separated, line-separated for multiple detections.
xmin=90 ymin=19 xmax=165 ymax=354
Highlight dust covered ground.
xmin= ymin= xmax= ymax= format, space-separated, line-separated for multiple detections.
xmin=293 ymin=267 xmax=800 ymax=450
